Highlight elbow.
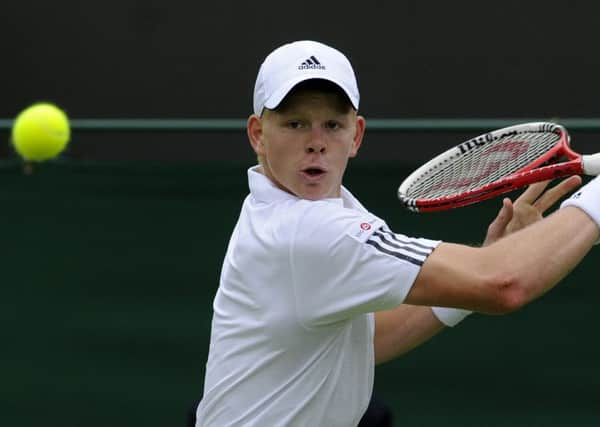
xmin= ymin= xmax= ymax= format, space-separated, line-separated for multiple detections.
xmin=485 ymin=273 xmax=529 ymax=315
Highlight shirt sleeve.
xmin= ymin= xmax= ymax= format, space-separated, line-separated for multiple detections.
xmin=289 ymin=200 xmax=440 ymax=328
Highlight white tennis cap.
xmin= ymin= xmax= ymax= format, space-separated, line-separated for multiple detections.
xmin=253 ymin=40 xmax=360 ymax=116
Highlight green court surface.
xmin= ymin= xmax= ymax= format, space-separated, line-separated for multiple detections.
xmin=1 ymin=160 xmax=599 ymax=426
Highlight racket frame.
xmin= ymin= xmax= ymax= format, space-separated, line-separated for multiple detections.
xmin=398 ymin=122 xmax=584 ymax=212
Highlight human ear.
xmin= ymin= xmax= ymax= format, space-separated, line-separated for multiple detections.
xmin=247 ymin=114 xmax=264 ymax=155
xmin=349 ymin=115 xmax=366 ymax=158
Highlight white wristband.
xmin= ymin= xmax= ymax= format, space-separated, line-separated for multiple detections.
xmin=431 ymin=306 xmax=472 ymax=327
xmin=560 ymin=176 xmax=600 ymax=243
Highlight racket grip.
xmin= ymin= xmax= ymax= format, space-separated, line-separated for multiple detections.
xmin=582 ymin=153 xmax=600 ymax=175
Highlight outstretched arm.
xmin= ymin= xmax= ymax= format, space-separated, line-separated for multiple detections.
xmin=374 ymin=176 xmax=583 ymax=364
xmin=407 ymin=176 xmax=596 ymax=314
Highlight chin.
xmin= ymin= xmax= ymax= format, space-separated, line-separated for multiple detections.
xmin=300 ymin=187 xmax=336 ymax=201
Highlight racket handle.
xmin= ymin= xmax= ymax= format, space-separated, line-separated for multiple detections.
xmin=582 ymin=153 xmax=600 ymax=176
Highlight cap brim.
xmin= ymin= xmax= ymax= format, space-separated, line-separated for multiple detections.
xmin=263 ymin=75 xmax=359 ymax=112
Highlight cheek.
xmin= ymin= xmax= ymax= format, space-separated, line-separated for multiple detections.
xmin=265 ymin=142 xmax=288 ymax=163
xmin=263 ymin=140 xmax=297 ymax=173
xmin=339 ymin=138 xmax=359 ymax=158
xmin=348 ymin=144 xmax=359 ymax=158
xmin=267 ymin=135 xmax=303 ymax=159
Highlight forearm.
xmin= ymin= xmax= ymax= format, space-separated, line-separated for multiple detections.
xmin=407 ymin=206 xmax=598 ymax=314
xmin=489 ymin=206 xmax=597 ymax=303
xmin=374 ymin=305 xmax=445 ymax=365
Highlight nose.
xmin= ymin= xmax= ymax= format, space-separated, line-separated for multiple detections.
xmin=306 ymin=127 xmax=326 ymax=154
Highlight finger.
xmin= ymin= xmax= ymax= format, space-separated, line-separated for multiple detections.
xmin=498 ymin=197 xmax=514 ymax=224
xmin=515 ymin=180 xmax=551 ymax=205
xmin=484 ymin=197 xmax=513 ymax=245
xmin=490 ymin=197 xmax=513 ymax=235
xmin=534 ymin=175 xmax=583 ymax=213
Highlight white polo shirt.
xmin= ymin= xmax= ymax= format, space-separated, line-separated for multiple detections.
xmin=196 ymin=166 xmax=439 ymax=427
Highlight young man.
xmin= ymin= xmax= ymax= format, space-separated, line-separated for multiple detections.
xmin=194 ymin=40 xmax=596 ymax=426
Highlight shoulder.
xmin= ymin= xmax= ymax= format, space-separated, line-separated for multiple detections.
xmin=290 ymin=199 xmax=385 ymax=254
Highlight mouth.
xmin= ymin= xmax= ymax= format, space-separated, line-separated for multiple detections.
xmin=301 ymin=166 xmax=327 ymax=180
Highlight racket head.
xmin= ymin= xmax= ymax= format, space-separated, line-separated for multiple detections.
xmin=398 ymin=122 xmax=578 ymax=212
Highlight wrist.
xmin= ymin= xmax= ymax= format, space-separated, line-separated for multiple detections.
xmin=560 ymin=176 xmax=600 ymax=243
xmin=431 ymin=306 xmax=472 ymax=327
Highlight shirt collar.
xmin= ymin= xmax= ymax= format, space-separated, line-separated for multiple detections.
xmin=248 ymin=165 xmax=296 ymax=203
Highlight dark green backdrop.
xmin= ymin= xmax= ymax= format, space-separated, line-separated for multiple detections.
xmin=2 ymin=159 xmax=599 ymax=426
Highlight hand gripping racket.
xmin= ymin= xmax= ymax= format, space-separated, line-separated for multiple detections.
xmin=397 ymin=122 xmax=600 ymax=212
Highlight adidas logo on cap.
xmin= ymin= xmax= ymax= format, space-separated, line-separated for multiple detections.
xmin=298 ymin=56 xmax=326 ymax=70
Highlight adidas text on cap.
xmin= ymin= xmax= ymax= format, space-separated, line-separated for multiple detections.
xmin=253 ymin=40 xmax=360 ymax=116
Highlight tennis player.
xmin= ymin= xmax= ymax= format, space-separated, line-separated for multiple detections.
xmin=194 ymin=40 xmax=598 ymax=427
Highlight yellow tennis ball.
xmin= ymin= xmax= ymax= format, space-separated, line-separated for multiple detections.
xmin=11 ymin=102 xmax=71 ymax=162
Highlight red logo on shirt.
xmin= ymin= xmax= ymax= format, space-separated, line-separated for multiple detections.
xmin=360 ymin=222 xmax=371 ymax=230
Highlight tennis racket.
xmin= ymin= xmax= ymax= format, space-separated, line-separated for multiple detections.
xmin=397 ymin=122 xmax=600 ymax=212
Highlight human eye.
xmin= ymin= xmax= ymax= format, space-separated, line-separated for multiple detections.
xmin=324 ymin=120 xmax=341 ymax=131
xmin=285 ymin=120 xmax=304 ymax=130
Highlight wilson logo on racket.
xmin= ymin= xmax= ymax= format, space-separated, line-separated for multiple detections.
xmin=397 ymin=122 xmax=600 ymax=212
xmin=458 ymin=129 xmax=519 ymax=154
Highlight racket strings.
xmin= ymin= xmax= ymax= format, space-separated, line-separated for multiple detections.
xmin=407 ymin=132 xmax=561 ymax=199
